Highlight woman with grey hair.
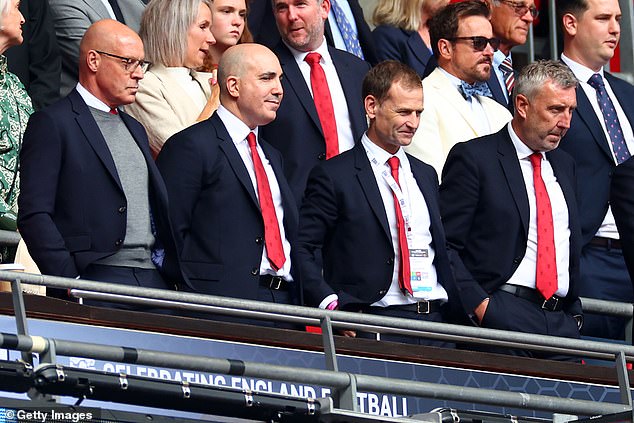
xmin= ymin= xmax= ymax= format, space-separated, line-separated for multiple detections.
xmin=0 ymin=0 xmax=33 ymax=235
xmin=125 ymin=0 xmax=216 ymax=157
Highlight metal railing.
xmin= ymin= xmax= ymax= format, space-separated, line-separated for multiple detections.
xmin=0 ymin=270 xmax=633 ymax=421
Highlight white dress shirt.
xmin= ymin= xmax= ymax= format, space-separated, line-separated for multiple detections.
xmin=216 ymin=105 xmax=293 ymax=281
xmin=285 ymin=39 xmax=355 ymax=154
xmin=561 ymin=54 xmax=634 ymax=240
xmin=506 ymin=123 xmax=571 ymax=297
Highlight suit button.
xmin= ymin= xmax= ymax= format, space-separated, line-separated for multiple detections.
xmin=118 ymin=206 xmax=126 ymax=213
xmin=387 ymin=258 xmax=394 ymax=265
xmin=318 ymin=153 xmax=326 ymax=160
xmin=379 ymin=290 xmax=387 ymax=295
xmin=513 ymin=257 xmax=521 ymax=264
xmin=255 ymin=237 xmax=263 ymax=244
xmin=115 ymin=239 xmax=123 ymax=247
xmin=251 ymin=268 xmax=259 ymax=276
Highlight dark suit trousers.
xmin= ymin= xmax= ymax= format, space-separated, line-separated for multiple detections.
xmin=357 ymin=306 xmax=455 ymax=348
xmin=471 ymin=289 xmax=580 ymax=362
xmin=579 ymin=244 xmax=632 ymax=340
xmin=80 ymin=264 xmax=171 ymax=312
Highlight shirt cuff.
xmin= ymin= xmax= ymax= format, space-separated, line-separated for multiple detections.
xmin=318 ymin=294 xmax=338 ymax=309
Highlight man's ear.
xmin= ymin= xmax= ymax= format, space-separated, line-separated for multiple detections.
xmin=226 ymin=75 xmax=240 ymax=98
xmin=364 ymin=94 xmax=378 ymax=120
xmin=561 ymin=12 xmax=578 ymax=37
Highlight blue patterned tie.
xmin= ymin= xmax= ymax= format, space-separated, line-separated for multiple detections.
xmin=459 ymin=81 xmax=492 ymax=100
xmin=330 ymin=0 xmax=364 ymax=59
xmin=588 ymin=73 xmax=631 ymax=164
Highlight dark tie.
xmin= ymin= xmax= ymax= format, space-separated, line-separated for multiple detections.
xmin=529 ymin=153 xmax=557 ymax=300
xmin=304 ymin=52 xmax=339 ymax=159
xmin=329 ymin=0 xmax=364 ymax=59
xmin=108 ymin=0 xmax=126 ymax=23
xmin=459 ymin=80 xmax=492 ymax=100
xmin=499 ymin=57 xmax=515 ymax=96
xmin=587 ymin=73 xmax=631 ymax=164
xmin=247 ymin=132 xmax=285 ymax=271
xmin=387 ymin=156 xmax=412 ymax=295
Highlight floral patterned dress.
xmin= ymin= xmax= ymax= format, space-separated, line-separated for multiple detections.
xmin=0 ymin=54 xmax=33 ymax=231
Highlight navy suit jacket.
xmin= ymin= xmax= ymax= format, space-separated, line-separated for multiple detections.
xmin=248 ymin=0 xmax=377 ymax=65
xmin=156 ymin=113 xmax=301 ymax=303
xmin=486 ymin=71 xmax=510 ymax=110
xmin=372 ymin=25 xmax=435 ymax=78
xmin=610 ymin=156 xmax=634 ymax=282
xmin=559 ymin=72 xmax=634 ymax=246
xmin=260 ymin=42 xmax=370 ymax=203
xmin=298 ymin=142 xmax=465 ymax=319
xmin=18 ymin=90 xmax=181 ymax=285
xmin=439 ymin=127 xmax=582 ymax=316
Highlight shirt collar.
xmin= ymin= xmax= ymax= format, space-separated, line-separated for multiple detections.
xmin=507 ymin=122 xmax=544 ymax=160
xmin=361 ymin=133 xmax=409 ymax=170
xmin=216 ymin=105 xmax=259 ymax=146
xmin=285 ymin=38 xmax=332 ymax=65
xmin=76 ymin=82 xmax=113 ymax=113
xmin=561 ymin=53 xmax=603 ymax=83
xmin=493 ymin=49 xmax=511 ymax=68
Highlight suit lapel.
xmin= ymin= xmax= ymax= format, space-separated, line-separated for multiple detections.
xmin=428 ymin=70 xmax=481 ymax=135
xmin=353 ymin=144 xmax=391 ymax=241
xmin=261 ymin=141 xmax=299 ymax=234
xmin=82 ymin=0 xmax=110 ymax=19
xmin=276 ymin=44 xmax=323 ymax=134
xmin=70 ymin=91 xmax=123 ymax=191
xmin=486 ymin=71 xmax=508 ymax=107
xmin=405 ymin=31 xmax=431 ymax=71
xmin=574 ymin=88 xmax=614 ymax=161
xmin=214 ymin=116 xmax=260 ymax=206
xmin=497 ymin=131 xmax=530 ymax=234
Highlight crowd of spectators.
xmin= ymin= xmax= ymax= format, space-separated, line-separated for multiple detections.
xmin=1 ymin=0 xmax=633 ymax=360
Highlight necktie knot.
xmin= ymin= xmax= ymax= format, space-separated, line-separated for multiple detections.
xmin=304 ymin=52 xmax=322 ymax=67
xmin=529 ymin=152 xmax=542 ymax=169
xmin=588 ymin=73 xmax=605 ymax=90
xmin=387 ymin=156 xmax=399 ymax=172
xmin=499 ymin=57 xmax=514 ymax=75
xmin=109 ymin=108 xmax=118 ymax=115
xmin=459 ymin=81 xmax=492 ymax=100
xmin=247 ymin=132 xmax=257 ymax=149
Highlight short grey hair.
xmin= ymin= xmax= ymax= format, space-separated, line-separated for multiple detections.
xmin=513 ymin=60 xmax=578 ymax=103
xmin=140 ymin=0 xmax=212 ymax=66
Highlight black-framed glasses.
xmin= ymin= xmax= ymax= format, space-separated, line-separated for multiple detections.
xmin=446 ymin=36 xmax=501 ymax=52
xmin=95 ymin=50 xmax=150 ymax=73
xmin=497 ymin=0 xmax=539 ymax=18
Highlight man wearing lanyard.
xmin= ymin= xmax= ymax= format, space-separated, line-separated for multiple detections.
xmin=298 ymin=61 xmax=464 ymax=346
xmin=440 ymin=61 xmax=583 ymax=360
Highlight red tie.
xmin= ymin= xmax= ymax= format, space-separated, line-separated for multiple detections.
xmin=387 ymin=156 xmax=412 ymax=295
xmin=247 ymin=132 xmax=286 ymax=270
xmin=304 ymin=52 xmax=339 ymax=159
xmin=529 ymin=153 xmax=557 ymax=300
xmin=109 ymin=108 xmax=118 ymax=115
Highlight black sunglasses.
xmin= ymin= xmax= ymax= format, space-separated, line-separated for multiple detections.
xmin=446 ymin=36 xmax=501 ymax=52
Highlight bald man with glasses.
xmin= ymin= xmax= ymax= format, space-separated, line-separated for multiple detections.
xmin=18 ymin=20 xmax=182 ymax=306
xmin=405 ymin=0 xmax=512 ymax=176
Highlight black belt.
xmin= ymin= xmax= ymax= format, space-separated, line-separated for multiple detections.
xmin=259 ymin=274 xmax=290 ymax=290
xmin=384 ymin=300 xmax=444 ymax=314
xmin=498 ymin=284 xmax=564 ymax=312
xmin=589 ymin=236 xmax=622 ymax=250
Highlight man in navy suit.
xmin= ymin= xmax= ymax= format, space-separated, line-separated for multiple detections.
xmin=298 ymin=61 xmax=464 ymax=346
xmin=249 ymin=0 xmax=377 ymax=65
xmin=260 ymin=0 xmax=371 ymax=203
xmin=440 ymin=61 xmax=582 ymax=360
xmin=558 ymin=0 xmax=634 ymax=340
xmin=157 ymin=43 xmax=300 ymax=308
xmin=18 ymin=20 xmax=181 ymax=298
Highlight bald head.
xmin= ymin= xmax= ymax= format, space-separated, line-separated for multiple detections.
xmin=79 ymin=19 xmax=145 ymax=108
xmin=218 ymin=43 xmax=283 ymax=128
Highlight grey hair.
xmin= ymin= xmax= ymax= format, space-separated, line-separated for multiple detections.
xmin=513 ymin=60 xmax=578 ymax=103
xmin=0 ymin=0 xmax=13 ymax=27
xmin=140 ymin=0 xmax=212 ymax=66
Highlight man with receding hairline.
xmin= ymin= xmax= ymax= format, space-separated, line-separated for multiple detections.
xmin=18 ymin=20 xmax=182 ymax=305
xmin=157 ymin=43 xmax=301 ymax=312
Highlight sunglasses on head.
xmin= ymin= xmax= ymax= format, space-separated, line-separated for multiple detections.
xmin=446 ymin=36 xmax=501 ymax=52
